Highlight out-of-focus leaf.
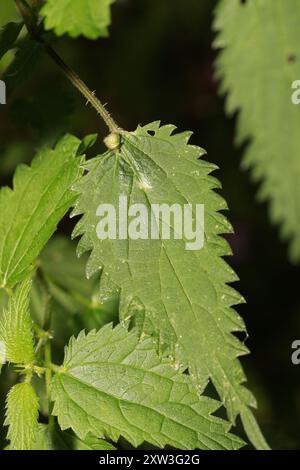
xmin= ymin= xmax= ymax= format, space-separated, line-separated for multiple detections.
xmin=33 ymin=423 xmax=116 ymax=450
xmin=5 ymin=38 xmax=43 ymax=89
xmin=0 ymin=1 xmax=19 ymax=29
xmin=0 ymin=22 xmax=23 ymax=60
xmin=214 ymin=0 xmax=300 ymax=262
xmin=41 ymin=0 xmax=116 ymax=39
xmin=0 ymin=142 xmax=32 ymax=176
xmin=30 ymin=237 xmax=119 ymax=349
xmin=77 ymin=134 xmax=98 ymax=156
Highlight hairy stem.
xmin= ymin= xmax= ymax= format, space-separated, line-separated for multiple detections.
xmin=45 ymin=340 xmax=55 ymax=429
xmin=44 ymin=45 xmax=120 ymax=133
xmin=15 ymin=0 xmax=37 ymax=31
xmin=14 ymin=0 xmax=120 ymax=133
xmin=34 ymin=268 xmax=55 ymax=426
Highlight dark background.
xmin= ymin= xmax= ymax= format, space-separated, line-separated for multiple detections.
xmin=1 ymin=0 xmax=300 ymax=450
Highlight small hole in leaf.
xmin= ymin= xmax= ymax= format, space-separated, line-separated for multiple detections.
xmin=240 ymin=0 xmax=247 ymax=5
xmin=147 ymin=130 xmax=155 ymax=136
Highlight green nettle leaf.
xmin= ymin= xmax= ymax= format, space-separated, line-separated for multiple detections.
xmin=72 ymin=122 xmax=268 ymax=449
xmin=0 ymin=22 xmax=23 ymax=60
xmin=5 ymin=382 xmax=39 ymax=450
xmin=51 ymin=324 xmax=244 ymax=450
xmin=214 ymin=0 xmax=300 ymax=262
xmin=32 ymin=424 xmax=116 ymax=450
xmin=0 ymin=134 xmax=84 ymax=289
xmin=0 ymin=278 xmax=34 ymax=365
xmin=41 ymin=0 xmax=115 ymax=39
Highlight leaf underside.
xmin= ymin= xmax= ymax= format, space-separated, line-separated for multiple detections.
xmin=0 ymin=277 xmax=35 ymax=364
xmin=5 ymin=382 xmax=39 ymax=450
xmin=72 ymin=121 xmax=269 ymax=449
xmin=51 ymin=324 xmax=243 ymax=450
xmin=214 ymin=0 xmax=300 ymax=262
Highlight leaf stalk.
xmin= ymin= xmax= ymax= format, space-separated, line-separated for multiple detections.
xmin=14 ymin=0 xmax=120 ymax=133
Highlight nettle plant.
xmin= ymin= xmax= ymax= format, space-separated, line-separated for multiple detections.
xmin=4 ymin=0 xmax=297 ymax=451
